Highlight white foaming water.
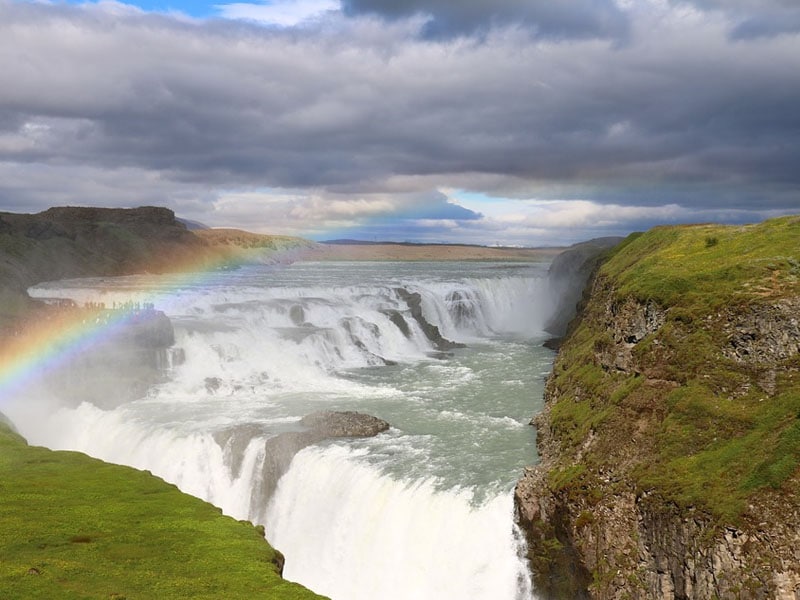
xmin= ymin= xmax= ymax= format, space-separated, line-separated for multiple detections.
xmin=17 ymin=261 xmax=556 ymax=600
xmin=266 ymin=445 xmax=533 ymax=600
xmin=422 ymin=276 xmax=547 ymax=340
xmin=14 ymin=400 xmax=270 ymax=521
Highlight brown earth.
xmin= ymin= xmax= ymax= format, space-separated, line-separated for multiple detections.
xmin=298 ymin=243 xmax=562 ymax=262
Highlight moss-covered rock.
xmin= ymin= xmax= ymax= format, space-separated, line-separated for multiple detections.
xmin=516 ymin=216 xmax=800 ymax=599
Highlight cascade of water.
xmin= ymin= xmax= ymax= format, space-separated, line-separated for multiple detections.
xmin=16 ymin=263 xmax=550 ymax=600
xmin=266 ymin=445 xmax=534 ymax=600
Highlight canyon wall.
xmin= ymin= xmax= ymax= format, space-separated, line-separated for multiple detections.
xmin=516 ymin=218 xmax=800 ymax=599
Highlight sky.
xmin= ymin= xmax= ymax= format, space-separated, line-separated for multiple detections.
xmin=0 ymin=0 xmax=798 ymax=245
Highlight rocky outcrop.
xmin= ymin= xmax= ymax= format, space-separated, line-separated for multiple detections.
xmin=215 ymin=411 xmax=390 ymax=516
xmin=721 ymin=297 xmax=800 ymax=365
xmin=595 ymin=295 xmax=666 ymax=373
xmin=394 ymin=287 xmax=465 ymax=353
xmin=297 ymin=410 xmax=391 ymax=438
xmin=515 ymin=220 xmax=800 ymax=599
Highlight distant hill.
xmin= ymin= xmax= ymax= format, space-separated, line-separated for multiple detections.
xmin=0 ymin=207 xmax=311 ymax=332
xmin=177 ymin=217 xmax=210 ymax=230
xmin=320 ymin=238 xmax=539 ymax=249
xmin=307 ymin=241 xmax=562 ymax=262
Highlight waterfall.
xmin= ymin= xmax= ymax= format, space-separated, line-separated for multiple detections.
xmin=14 ymin=262 xmax=551 ymax=600
xmin=266 ymin=445 xmax=533 ymax=600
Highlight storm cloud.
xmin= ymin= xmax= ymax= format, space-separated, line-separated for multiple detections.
xmin=340 ymin=0 xmax=629 ymax=40
xmin=0 ymin=0 xmax=798 ymax=243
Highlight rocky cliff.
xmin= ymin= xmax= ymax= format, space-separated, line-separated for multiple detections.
xmin=0 ymin=206 xmax=199 ymax=287
xmin=515 ymin=217 xmax=800 ymax=599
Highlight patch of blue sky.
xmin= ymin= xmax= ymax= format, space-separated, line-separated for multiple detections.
xmin=42 ymin=0 xmax=217 ymax=18
xmin=449 ymin=190 xmax=533 ymax=220
xmin=45 ymin=0 xmax=341 ymax=25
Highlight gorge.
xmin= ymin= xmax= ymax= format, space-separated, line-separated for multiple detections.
xmin=2 ymin=207 xmax=798 ymax=599
xmin=2 ymin=206 xmax=553 ymax=599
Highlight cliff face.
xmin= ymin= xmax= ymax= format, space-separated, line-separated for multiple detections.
xmin=0 ymin=206 xmax=200 ymax=288
xmin=515 ymin=217 xmax=800 ymax=599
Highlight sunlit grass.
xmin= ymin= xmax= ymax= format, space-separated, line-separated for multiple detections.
xmin=0 ymin=422 xmax=327 ymax=600
xmin=546 ymin=215 xmax=800 ymax=523
xmin=605 ymin=216 xmax=800 ymax=311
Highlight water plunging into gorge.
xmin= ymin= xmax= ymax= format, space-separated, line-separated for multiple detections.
xmin=10 ymin=260 xmax=557 ymax=600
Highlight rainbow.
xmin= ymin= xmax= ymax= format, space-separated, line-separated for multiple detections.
xmin=0 ymin=244 xmax=309 ymax=407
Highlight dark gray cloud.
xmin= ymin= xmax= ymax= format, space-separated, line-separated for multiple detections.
xmin=340 ymin=0 xmax=629 ymax=40
xmin=0 ymin=1 xmax=798 ymax=243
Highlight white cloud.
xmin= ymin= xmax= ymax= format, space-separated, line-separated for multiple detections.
xmin=517 ymin=200 xmax=686 ymax=229
xmin=209 ymin=189 xmax=400 ymax=236
xmin=215 ymin=0 xmax=339 ymax=26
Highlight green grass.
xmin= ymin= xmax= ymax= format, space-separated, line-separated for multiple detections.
xmin=0 ymin=422 xmax=327 ymax=600
xmin=545 ymin=216 xmax=800 ymax=523
xmin=637 ymin=384 xmax=800 ymax=520
xmin=603 ymin=216 xmax=800 ymax=313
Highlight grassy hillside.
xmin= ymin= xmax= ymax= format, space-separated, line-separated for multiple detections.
xmin=605 ymin=217 xmax=799 ymax=312
xmin=195 ymin=228 xmax=313 ymax=250
xmin=548 ymin=215 xmax=800 ymax=522
xmin=0 ymin=421 xmax=326 ymax=600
